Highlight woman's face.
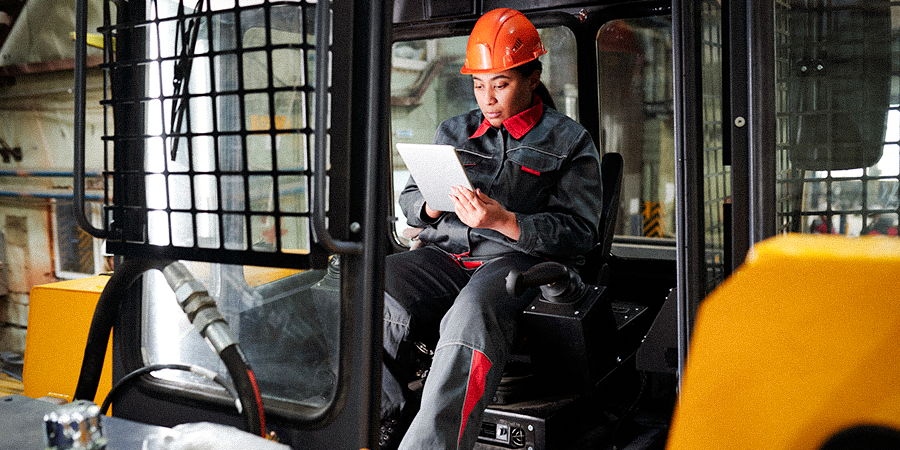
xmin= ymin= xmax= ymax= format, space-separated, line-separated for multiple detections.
xmin=472 ymin=68 xmax=540 ymax=128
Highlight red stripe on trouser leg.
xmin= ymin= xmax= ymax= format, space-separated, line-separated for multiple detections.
xmin=458 ymin=349 xmax=492 ymax=447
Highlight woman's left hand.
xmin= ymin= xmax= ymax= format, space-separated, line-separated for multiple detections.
xmin=450 ymin=186 xmax=520 ymax=240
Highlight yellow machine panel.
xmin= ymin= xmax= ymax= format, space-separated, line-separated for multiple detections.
xmin=23 ymin=276 xmax=111 ymax=404
xmin=668 ymin=234 xmax=900 ymax=449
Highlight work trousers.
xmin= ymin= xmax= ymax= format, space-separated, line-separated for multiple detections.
xmin=382 ymin=245 xmax=542 ymax=450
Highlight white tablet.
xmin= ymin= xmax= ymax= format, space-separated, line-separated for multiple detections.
xmin=396 ymin=143 xmax=474 ymax=212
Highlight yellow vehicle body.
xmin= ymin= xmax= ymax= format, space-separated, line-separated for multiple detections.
xmin=23 ymin=276 xmax=111 ymax=405
xmin=668 ymin=234 xmax=900 ymax=449
xmin=20 ymin=267 xmax=297 ymax=406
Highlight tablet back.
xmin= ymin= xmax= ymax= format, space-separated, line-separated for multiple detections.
xmin=396 ymin=143 xmax=473 ymax=212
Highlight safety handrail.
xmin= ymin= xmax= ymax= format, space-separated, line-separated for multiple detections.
xmin=312 ymin=0 xmax=363 ymax=255
xmin=73 ymin=0 xmax=107 ymax=238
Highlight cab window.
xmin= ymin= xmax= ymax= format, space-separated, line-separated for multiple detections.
xmin=775 ymin=1 xmax=899 ymax=236
xmin=138 ymin=0 xmax=337 ymax=418
xmin=598 ymin=18 xmax=676 ymax=245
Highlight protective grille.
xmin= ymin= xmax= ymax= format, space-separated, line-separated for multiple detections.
xmin=701 ymin=0 xmax=729 ymax=292
xmin=775 ymin=0 xmax=899 ymax=237
xmin=98 ymin=0 xmax=332 ymax=268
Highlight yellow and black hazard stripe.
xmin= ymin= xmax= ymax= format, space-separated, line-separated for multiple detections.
xmin=642 ymin=201 xmax=663 ymax=237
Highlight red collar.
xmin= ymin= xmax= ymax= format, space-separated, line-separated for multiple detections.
xmin=469 ymin=96 xmax=544 ymax=140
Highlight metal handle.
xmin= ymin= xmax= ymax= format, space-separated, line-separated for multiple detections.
xmin=73 ymin=0 xmax=107 ymax=238
xmin=312 ymin=0 xmax=362 ymax=255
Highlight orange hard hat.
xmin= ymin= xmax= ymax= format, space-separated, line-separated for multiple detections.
xmin=460 ymin=8 xmax=547 ymax=74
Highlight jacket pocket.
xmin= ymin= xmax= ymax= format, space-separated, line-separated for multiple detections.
xmin=507 ymin=146 xmax=565 ymax=174
xmin=456 ymin=148 xmax=492 ymax=168
xmin=498 ymin=147 xmax=565 ymax=213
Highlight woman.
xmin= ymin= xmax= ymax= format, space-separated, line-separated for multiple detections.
xmin=382 ymin=8 xmax=603 ymax=449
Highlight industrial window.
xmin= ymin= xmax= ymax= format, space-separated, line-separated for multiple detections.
xmin=597 ymin=17 xmax=676 ymax=244
xmin=698 ymin=1 xmax=729 ymax=291
xmin=97 ymin=0 xmax=343 ymax=418
xmin=775 ymin=0 xmax=900 ymax=237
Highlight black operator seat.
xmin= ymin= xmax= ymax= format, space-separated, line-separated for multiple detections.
xmin=492 ymin=152 xmax=625 ymax=403
xmin=582 ymin=151 xmax=624 ymax=286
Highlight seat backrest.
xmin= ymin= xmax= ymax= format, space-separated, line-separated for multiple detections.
xmin=580 ymin=152 xmax=624 ymax=285
xmin=495 ymin=153 xmax=623 ymax=403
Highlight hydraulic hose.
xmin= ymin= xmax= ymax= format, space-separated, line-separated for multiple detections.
xmin=219 ymin=345 xmax=266 ymax=437
xmin=74 ymin=259 xmax=265 ymax=437
xmin=74 ymin=258 xmax=169 ymax=402
xmin=161 ymin=262 xmax=266 ymax=437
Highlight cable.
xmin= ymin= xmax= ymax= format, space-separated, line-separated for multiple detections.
xmin=99 ymin=364 xmax=241 ymax=416
xmin=74 ymin=259 xmax=170 ymax=402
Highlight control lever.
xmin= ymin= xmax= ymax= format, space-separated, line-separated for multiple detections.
xmin=506 ymin=261 xmax=588 ymax=303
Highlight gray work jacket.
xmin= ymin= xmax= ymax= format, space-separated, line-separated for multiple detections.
xmin=400 ymin=106 xmax=602 ymax=267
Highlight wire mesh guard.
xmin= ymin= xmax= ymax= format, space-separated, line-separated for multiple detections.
xmin=99 ymin=0 xmax=330 ymax=268
xmin=775 ymin=0 xmax=899 ymax=236
xmin=699 ymin=0 xmax=729 ymax=291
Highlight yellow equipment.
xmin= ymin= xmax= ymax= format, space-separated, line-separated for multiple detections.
xmin=668 ymin=234 xmax=900 ymax=449
xmin=23 ymin=276 xmax=112 ymax=405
